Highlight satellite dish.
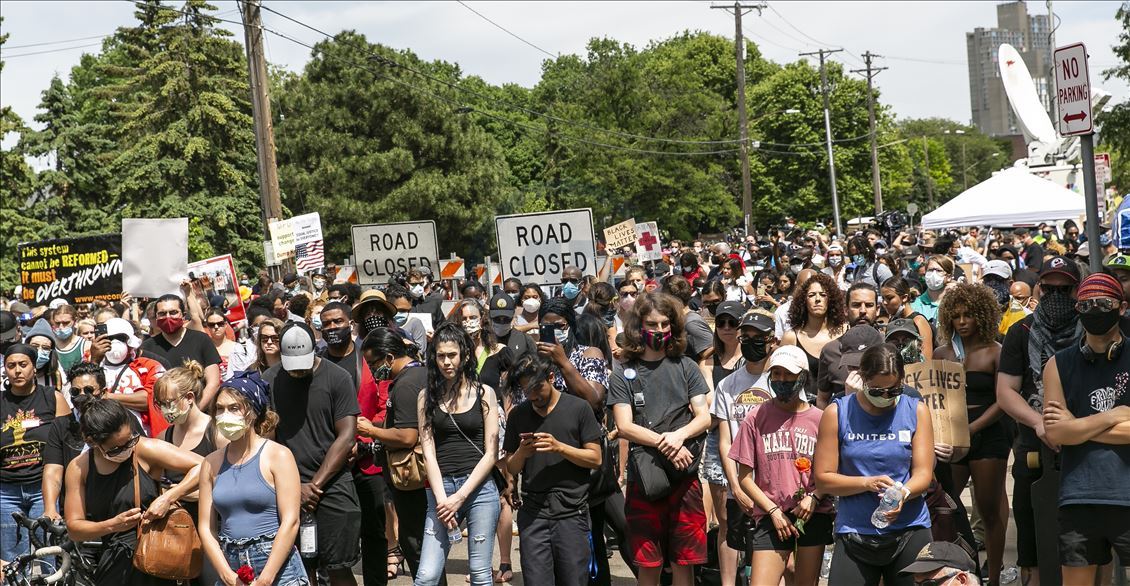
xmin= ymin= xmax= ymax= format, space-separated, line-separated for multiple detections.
xmin=998 ymin=44 xmax=1058 ymax=147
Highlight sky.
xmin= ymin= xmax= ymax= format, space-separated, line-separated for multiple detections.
xmin=1 ymin=0 xmax=1126 ymax=140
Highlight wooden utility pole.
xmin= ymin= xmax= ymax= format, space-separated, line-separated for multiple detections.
xmin=851 ymin=51 xmax=887 ymax=215
xmin=241 ymin=0 xmax=283 ymax=242
xmin=799 ymin=48 xmax=843 ymax=236
xmin=713 ymin=2 xmax=765 ymax=236
xmin=922 ymin=135 xmax=934 ymax=209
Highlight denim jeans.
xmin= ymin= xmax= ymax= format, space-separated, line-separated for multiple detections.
xmin=414 ymin=475 xmax=500 ymax=586
xmin=217 ymin=534 xmax=309 ymax=586
xmin=0 ymin=480 xmax=45 ymax=563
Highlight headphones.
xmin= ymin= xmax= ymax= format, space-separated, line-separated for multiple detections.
xmin=1080 ymin=336 xmax=1125 ymax=363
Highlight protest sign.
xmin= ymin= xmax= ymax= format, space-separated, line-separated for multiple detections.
xmin=269 ymin=218 xmax=295 ymax=258
xmin=187 ymin=254 xmax=247 ymax=325
xmin=122 ymin=218 xmax=188 ymax=298
xmin=495 ymin=209 xmax=596 ymax=287
xmin=17 ymin=235 xmax=123 ymax=305
xmin=351 ymin=221 xmax=439 ymax=286
xmin=603 ymin=219 xmax=637 ymax=250
xmin=903 ymin=360 xmax=971 ymax=448
xmin=635 ymin=221 xmax=663 ymax=262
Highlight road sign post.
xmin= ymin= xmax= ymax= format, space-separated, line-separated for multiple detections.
xmin=1055 ymin=42 xmax=1100 ymax=272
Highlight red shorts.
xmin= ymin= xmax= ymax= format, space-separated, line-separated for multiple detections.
xmin=625 ymin=475 xmax=708 ymax=568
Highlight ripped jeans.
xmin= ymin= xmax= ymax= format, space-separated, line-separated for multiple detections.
xmin=414 ymin=475 xmax=500 ymax=586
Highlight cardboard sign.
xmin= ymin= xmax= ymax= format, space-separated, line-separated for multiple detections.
xmin=603 ymin=219 xmax=637 ymax=250
xmin=268 ymin=218 xmax=295 ymax=258
xmin=495 ymin=209 xmax=596 ymax=286
xmin=17 ymin=234 xmax=123 ymax=305
xmin=635 ymin=221 xmax=663 ymax=262
xmin=903 ymin=360 xmax=971 ymax=448
xmin=187 ymin=254 xmax=247 ymax=326
xmin=351 ymin=221 xmax=439 ymax=286
xmin=122 ymin=218 xmax=188 ymax=299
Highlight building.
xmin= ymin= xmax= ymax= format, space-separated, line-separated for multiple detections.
xmin=966 ymin=1 xmax=1053 ymax=137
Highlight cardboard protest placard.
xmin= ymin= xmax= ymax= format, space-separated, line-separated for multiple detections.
xmin=187 ymin=254 xmax=247 ymax=326
xmin=635 ymin=221 xmax=663 ymax=262
xmin=269 ymin=218 xmax=296 ymax=258
xmin=903 ymin=360 xmax=970 ymax=448
xmin=18 ymin=235 xmax=123 ymax=305
xmin=122 ymin=218 xmax=188 ymax=299
xmin=603 ymin=219 xmax=637 ymax=250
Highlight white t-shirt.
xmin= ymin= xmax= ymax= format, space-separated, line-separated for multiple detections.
xmin=711 ymin=366 xmax=772 ymax=442
xmin=774 ymin=300 xmax=792 ymax=340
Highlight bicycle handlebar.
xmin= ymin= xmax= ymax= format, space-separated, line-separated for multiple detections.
xmin=30 ymin=546 xmax=71 ymax=585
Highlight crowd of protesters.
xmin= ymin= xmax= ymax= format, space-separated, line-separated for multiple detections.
xmin=2 ymin=217 xmax=1129 ymax=586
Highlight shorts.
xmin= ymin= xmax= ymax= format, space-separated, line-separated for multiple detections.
xmin=702 ymin=430 xmax=727 ymax=487
xmin=218 ymin=534 xmax=309 ymax=586
xmin=625 ymin=476 xmax=708 ymax=568
xmin=1058 ymin=504 xmax=1130 ymax=567
xmin=955 ymin=408 xmax=1011 ymax=464
xmin=309 ymin=474 xmax=362 ymax=571
xmin=724 ymin=498 xmax=755 ymax=552
xmin=749 ymin=512 xmax=834 ymax=551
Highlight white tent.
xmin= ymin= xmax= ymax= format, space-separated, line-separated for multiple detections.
xmin=921 ymin=166 xmax=1085 ymax=229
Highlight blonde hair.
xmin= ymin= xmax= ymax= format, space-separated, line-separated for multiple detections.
xmin=154 ymin=359 xmax=205 ymax=401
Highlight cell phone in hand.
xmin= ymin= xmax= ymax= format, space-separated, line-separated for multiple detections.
xmin=540 ymin=323 xmax=557 ymax=343
xmin=95 ymin=323 xmax=108 ymax=337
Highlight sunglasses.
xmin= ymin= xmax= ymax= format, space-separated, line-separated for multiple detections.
xmin=1076 ymin=298 xmax=1120 ymax=313
xmin=71 ymin=385 xmax=100 ymax=396
xmin=260 ymin=335 xmax=280 ymax=344
xmin=916 ymin=572 xmax=959 ymax=586
xmin=716 ymin=318 xmax=740 ymax=329
xmin=206 ymin=321 xmax=227 ymax=329
xmin=102 ymin=433 xmax=140 ymax=458
xmin=1041 ymin=284 xmax=1074 ymax=296
xmin=738 ymin=335 xmax=772 ymax=344
xmin=619 ymin=291 xmax=637 ymax=298
xmin=561 ymin=278 xmax=580 ymax=285
xmin=866 ymin=384 xmax=904 ymax=399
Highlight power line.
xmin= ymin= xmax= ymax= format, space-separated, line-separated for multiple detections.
xmin=455 ymin=1 xmax=557 ymax=59
xmin=2 ymin=34 xmax=110 ymax=50
xmin=766 ymin=4 xmax=864 ymax=66
xmin=2 ymin=42 xmax=106 ymax=59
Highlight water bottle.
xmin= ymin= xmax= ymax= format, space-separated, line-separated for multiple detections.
xmin=871 ymin=481 xmax=905 ymax=529
xmin=447 ymin=523 xmax=463 ymax=544
xmin=1000 ymin=565 xmax=1019 ymax=584
xmin=820 ymin=547 xmax=833 ymax=579
xmin=299 ymin=511 xmax=318 ymax=558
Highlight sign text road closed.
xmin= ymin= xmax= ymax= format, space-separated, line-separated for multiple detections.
xmin=1054 ymin=42 xmax=1093 ymax=136
xmin=351 ymin=221 xmax=439 ymax=286
xmin=495 ymin=209 xmax=596 ymax=286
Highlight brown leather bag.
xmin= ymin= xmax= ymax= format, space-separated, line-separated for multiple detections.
xmin=131 ymin=452 xmax=203 ymax=581
xmin=386 ymin=443 xmax=427 ymax=491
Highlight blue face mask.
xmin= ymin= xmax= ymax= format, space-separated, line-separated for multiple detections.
xmin=54 ymin=326 xmax=74 ymax=340
xmin=311 ymin=316 xmax=323 ymax=330
xmin=36 ymin=349 xmax=51 ymax=369
xmin=394 ymin=311 xmax=409 ymax=325
xmin=852 ymin=254 xmax=867 ymax=265
xmin=562 ymin=282 xmax=581 ymax=300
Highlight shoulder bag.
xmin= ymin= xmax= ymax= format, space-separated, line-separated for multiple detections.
xmin=131 ymin=451 xmax=203 ymax=581
xmin=447 ymin=384 xmax=508 ymax=494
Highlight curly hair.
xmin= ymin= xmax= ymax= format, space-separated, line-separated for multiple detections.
xmin=937 ymin=283 xmax=1002 ymax=345
xmin=787 ymin=272 xmax=847 ymax=334
xmin=619 ymin=292 xmax=688 ymax=362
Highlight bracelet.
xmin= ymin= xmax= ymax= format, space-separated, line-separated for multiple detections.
xmin=767 ymin=506 xmax=780 ymax=516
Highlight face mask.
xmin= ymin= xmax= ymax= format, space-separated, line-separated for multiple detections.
xmin=312 ymin=278 xmax=326 ymax=291
xmin=54 ymin=326 xmax=74 ymax=340
xmin=770 ymin=378 xmax=801 ymax=402
xmin=508 ymin=293 xmax=519 ymax=302
xmin=410 ymin=284 xmax=425 ymax=299
xmin=828 ymin=255 xmax=843 ymax=267
xmin=985 ymin=279 xmax=1010 ymax=305
xmin=161 ymin=398 xmax=190 ymax=425
xmin=789 ymin=263 xmax=803 ymax=275
xmin=394 ymin=311 xmax=409 ymax=326
xmin=273 ymin=307 xmax=288 ymax=320
xmin=641 ymin=328 xmax=672 ymax=351
xmin=322 ymin=325 xmax=352 ymax=347
xmin=924 ymin=271 xmax=946 ymax=291
xmin=311 ymin=315 xmax=323 ymax=331
xmin=362 ymin=314 xmax=386 ymax=336
xmin=1036 ymin=289 xmax=1077 ymax=329
xmin=215 ymin=411 xmax=249 ymax=441
xmin=1080 ymin=310 xmax=1120 ymax=336
xmin=105 ymin=340 xmax=130 ymax=365
xmin=522 ymin=298 xmax=541 ymax=314
xmin=618 ymin=297 xmax=634 ymax=314
xmin=740 ymin=337 xmax=769 ymax=362
xmin=554 ymin=327 xmax=570 ymax=345
xmin=35 ymin=349 xmax=51 ymax=369
xmin=601 ymin=307 xmax=617 ymax=328
xmin=694 ymin=246 xmax=703 ymax=254
xmin=492 ymin=321 xmax=512 ymax=338
xmin=909 ymin=260 xmax=922 ymax=271
xmin=864 ymin=392 xmax=900 ymax=409
xmin=463 ymin=317 xmax=481 ymax=336
xmin=100 ymin=445 xmax=133 ymax=464
xmin=371 ymin=363 xmax=393 ymax=381
xmin=852 ymin=254 xmax=866 ymax=266
xmin=562 ymin=282 xmax=581 ymax=300
xmin=157 ymin=316 xmax=184 ymax=334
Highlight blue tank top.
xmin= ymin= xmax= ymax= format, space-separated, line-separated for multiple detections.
xmin=212 ymin=440 xmax=280 ymax=540
xmin=834 ymin=392 xmax=931 ymax=535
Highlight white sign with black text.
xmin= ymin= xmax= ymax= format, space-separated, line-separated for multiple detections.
xmin=495 ymin=209 xmax=596 ymax=286
xmin=351 ymin=221 xmax=439 ymax=286
xmin=1054 ymin=42 xmax=1093 ymax=136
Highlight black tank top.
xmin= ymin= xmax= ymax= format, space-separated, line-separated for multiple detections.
xmin=161 ymin=425 xmax=216 ymax=484
xmin=796 ymin=337 xmax=822 ymax=395
xmin=711 ymin=353 xmax=738 ymax=388
xmin=432 ymin=386 xmax=486 ymax=476
xmin=84 ymin=452 xmax=160 ymax=547
xmin=965 ymin=372 xmax=997 ymax=407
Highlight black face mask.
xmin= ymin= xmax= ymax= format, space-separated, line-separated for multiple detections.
xmin=1036 ymin=290 xmax=1077 ymax=330
xmin=322 ymin=326 xmax=352 ymax=347
xmin=1080 ymin=310 xmax=1120 ymax=335
xmin=985 ymin=279 xmax=1010 ymax=306
xmin=361 ymin=314 xmax=387 ymax=336
xmin=770 ymin=378 xmax=802 ymax=401
xmin=740 ymin=337 xmax=769 ymax=362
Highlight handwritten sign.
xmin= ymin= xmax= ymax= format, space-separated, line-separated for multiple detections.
xmin=903 ymin=360 xmax=970 ymax=448
xmin=603 ymin=219 xmax=637 ymax=250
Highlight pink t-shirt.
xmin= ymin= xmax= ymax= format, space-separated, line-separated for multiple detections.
xmin=728 ymin=400 xmax=833 ymax=520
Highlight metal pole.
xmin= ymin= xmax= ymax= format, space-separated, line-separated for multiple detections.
xmin=962 ymin=142 xmax=968 ymax=190
xmin=1081 ymin=134 xmax=1102 ymax=272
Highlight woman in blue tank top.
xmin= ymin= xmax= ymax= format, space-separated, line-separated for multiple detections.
xmin=197 ymin=372 xmax=309 ymax=586
xmin=814 ymin=343 xmax=935 ymax=586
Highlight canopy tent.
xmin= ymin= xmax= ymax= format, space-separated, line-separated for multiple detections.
xmin=921 ymin=166 xmax=1085 ymax=229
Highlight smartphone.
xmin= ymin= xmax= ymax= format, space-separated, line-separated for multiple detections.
xmin=520 ymin=432 xmax=534 ymax=440
xmin=539 ymin=323 xmax=557 ymax=343
xmin=95 ymin=323 xmax=108 ymax=337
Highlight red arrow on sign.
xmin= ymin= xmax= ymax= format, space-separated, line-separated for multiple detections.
xmin=1063 ymin=111 xmax=1088 ymax=123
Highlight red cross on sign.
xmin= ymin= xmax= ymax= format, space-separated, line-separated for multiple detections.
xmin=634 ymin=221 xmax=662 ymax=261
xmin=638 ymin=231 xmax=658 ymax=250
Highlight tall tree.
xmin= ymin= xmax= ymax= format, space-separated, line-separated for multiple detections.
xmin=1100 ymin=2 xmax=1130 ymax=191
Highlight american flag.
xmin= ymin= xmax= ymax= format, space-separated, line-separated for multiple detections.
xmin=295 ymin=240 xmax=324 ymax=272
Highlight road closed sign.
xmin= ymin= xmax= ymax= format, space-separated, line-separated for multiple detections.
xmin=1054 ymin=42 xmax=1092 ymax=136
xmin=351 ymin=221 xmax=439 ymax=285
xmin=495 ymin=209 xmax=596 ymax=286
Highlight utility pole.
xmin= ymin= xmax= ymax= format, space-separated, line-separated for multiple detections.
xmin=799 ymin=48 xmax=844 ymax=236
xmin=922 ymin=135 xmax=934 ymax=209
xmin=713 ymin=2 xmax=765 ymax=236
xmin=241 ymin=1 xmax=284 ymax=248
xmin=851 ymin=52 xmax=887 ymax=216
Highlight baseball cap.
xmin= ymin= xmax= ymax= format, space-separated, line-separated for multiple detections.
xmin=884 ymin=318 xmax=921 ymax=341
xmin=48 ymin=298 xmax=68 ymax=310
xmin=279 ymin=322 xmax=316 ymax=371
xmin=839 ymin=325 xmax=883 ymax=369
xmin=714 ymin=301 xmax=745 ymax=320
xmin=104 ymin=317 xmax=141 ymax=349
xmin=9 ymin=302 xmax=31 ymax=315
xmin=0 ymin=311 xmax=18 ymax=344
xmin=1103 ymin=251 xmax=1130 ymax=270
xmin=1038 ymin=255 xmax=1080 ymax=283
xmin=767 ymin=346 xmax=808 ymax=373
xmin=900 ymin=541 xmax=978 ymax=575
xmin=488 ymin=292 xmax=516 ymax=319
xmin=1076 ymin=241 xmax=1091 ymax=258
xmin=738 ymin=310 xmax=774 ymax=332
xmin=983 ymin=259 xmax=1012 ymax=280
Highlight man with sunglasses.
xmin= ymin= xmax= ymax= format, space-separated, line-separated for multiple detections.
xmin=1041 ymin=273 xmax=1130 ymax=585
xmin=900 ymin=541 xmax=981 ymax=585
xmin=559 ymin=266 xmax=590 ymax=316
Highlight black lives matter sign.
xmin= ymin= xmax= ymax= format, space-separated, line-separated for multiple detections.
xmin=495 ymin=209 xmax=597 ymax=287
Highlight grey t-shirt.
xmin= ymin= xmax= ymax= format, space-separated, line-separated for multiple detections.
xmin=607 ymin=355 xmax=709 ymax=432
xmin=683 ymin=312 xmax=714 ymax=361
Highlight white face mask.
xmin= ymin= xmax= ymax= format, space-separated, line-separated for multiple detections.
xmin=100 ymin=445 xmax=134 ymax=464
xmin=105 ymin=340 xmax=130 ymax=365
xmin=924 ymin=270 xmax=946 ymax=291
xmin=463 ymin=318 xmax=481 ymax=336
xmin=410 ymin=284 xmax=426 ymax=298
xmin=215 ymin=411 xmax=249 ymax=441
xmin=522 ymin=298 xmax=541 ymax=314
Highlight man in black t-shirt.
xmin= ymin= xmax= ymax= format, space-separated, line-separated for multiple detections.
xmin=139 ymin=294 xmax=221 ymax=408
xmin=1015 ymin=228 xmax=1045 ymax=273
xmin=504 ymin=354 xmax=602 ymax=586
xmin=317 ymin=302 xmax=361 ymax=387
xmin=263 ymin=323 xmax=361 ymax=586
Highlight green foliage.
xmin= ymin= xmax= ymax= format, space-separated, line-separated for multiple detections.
xmin=1099 ymin=2 xmax=1130 ymax=191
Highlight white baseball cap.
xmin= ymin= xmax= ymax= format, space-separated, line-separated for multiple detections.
xmin=767 ymin=345 xmax=808 ymax=374
xmin=279 ymin=322 xmax=316 ymax=371
xmin=983 ymin=259 xmax=1013 ymax=280
xmin=104 ymin=317 xmax=140 ymax=349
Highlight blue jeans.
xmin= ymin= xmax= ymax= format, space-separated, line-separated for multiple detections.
xmin=414 ymin=475 xmax=500 ymax=586
xmin=217 ymin=534 xmax=309 ymax=586
xmin=0 ymin=480 xmax=45 ymax=563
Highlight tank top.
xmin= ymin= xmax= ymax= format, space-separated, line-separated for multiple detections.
xmin=710 ymin=353 xmax=739 ymax=389
xmin=432 ymin=386 xmax=486 ymax=477
xmin=796 ymin=336 xmax=822 ymax=393
xmin=57 ymin=340 xmax=86 ymax=373
xmin=1 ymin=385 xmax=57 ymax=484
xmin=212 ymin=440 xmax=281 ymax=540
xmin=1054 ymin=342 xmax=1130 ymax=507
xmin=84 ymin=452 xmax=160 ymax=549
xmin=834 ymin=392 xmax=931 ymax=535
xmin=161 ymin=424 xmax=217 ymax=484
xmin=964 ymin=372 xmax=996 ymax=407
